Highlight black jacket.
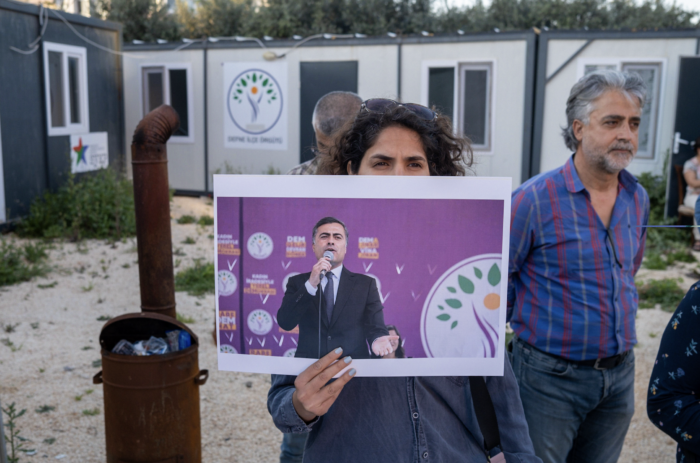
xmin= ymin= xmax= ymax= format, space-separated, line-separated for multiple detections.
xmin=276 ymin=267 xmax=389 ymax=359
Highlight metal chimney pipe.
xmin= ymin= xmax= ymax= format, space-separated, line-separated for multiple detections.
xmin=131 ymin=105 xmax=180 ymax=319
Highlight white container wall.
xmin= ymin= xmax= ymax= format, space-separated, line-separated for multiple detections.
xmin=533 ymin=31 xmax=700 ymax=179
xmin=123 ymin=32 xmax=535 ymax=192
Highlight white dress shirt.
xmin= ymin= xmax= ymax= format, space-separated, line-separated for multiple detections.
xmin=305 ymin=265 xmax=342 ymax=304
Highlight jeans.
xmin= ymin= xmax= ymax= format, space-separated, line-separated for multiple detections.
xmin=511 ymin=337 xmax=635 ymax=463
xmin=279 ymin=432 xmax=308 ymax=463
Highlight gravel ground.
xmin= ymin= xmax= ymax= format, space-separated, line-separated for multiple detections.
xmin=0 ymin=196 xmax=696 ymax=462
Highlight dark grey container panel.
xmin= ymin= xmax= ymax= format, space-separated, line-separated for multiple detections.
xmin=0 ymin=7 xmax=47 ymax=220
xmin=0 ymin=0 xmax=124 ymax=222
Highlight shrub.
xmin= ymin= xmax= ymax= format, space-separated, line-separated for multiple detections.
xmin=0 ymin=240 xmax=49 ymax=287
xmin=17 ymin=169 xmax=135 ymax=241
xmin=175 ymin=261 xmax=215 ymax=296
xmin=637 ymin=172 xmax=689 ymax=254
xmin=636 ymin=278 xmax=686 ymax=311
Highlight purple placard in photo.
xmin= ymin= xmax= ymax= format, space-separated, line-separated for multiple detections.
xmin=217 ymin=197 xmax=504 ymax=359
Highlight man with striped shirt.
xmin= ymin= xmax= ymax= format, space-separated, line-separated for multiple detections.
xmin=508 ymin=70 xmax=650 ymax=463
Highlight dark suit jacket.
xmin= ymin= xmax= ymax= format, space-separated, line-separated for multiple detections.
xmin=276 ymin=267 xmax=389 ymax=359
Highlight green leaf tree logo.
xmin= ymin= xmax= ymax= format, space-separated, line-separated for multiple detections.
xmin=232 ymin=72 xmax=279 ymax=123
xmin=421 ymin=255 xmax=503 ymax=358
xmin=227 ymin=68 xmax=284 ymax=135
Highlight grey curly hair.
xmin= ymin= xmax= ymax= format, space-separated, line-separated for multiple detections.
xmin=562 ymin=70 xmax=647 ymax=152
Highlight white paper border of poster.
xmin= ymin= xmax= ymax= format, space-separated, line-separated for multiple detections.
xmin=214 ymin=175 xmax=512 ymax=377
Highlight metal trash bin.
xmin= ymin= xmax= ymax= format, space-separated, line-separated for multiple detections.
xmin=94 ymin=312 xmax=208 ymax=463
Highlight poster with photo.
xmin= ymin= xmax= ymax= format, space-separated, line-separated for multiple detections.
xmin=215 ymin=175 xmax=511 ymax=377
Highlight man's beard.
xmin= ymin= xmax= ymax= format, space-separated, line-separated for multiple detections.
xmin=583 ymin=141 xmax=635 ymax=174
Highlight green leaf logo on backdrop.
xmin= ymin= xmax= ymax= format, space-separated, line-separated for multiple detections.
xmin=227 ymin=69 xmax=284 ymax=135
xmin=421 ymin=254 xmax=503 ymax=358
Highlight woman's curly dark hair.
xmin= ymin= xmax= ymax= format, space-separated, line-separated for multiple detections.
xmin=318 ymin=104 xmax=473 ymax=176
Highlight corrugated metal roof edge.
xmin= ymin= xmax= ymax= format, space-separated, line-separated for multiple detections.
xmin=0 ymin=0 xmax=122 ymax=32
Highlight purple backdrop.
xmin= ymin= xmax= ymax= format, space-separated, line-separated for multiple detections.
xmin=217 ymin=197 xmax=504 ymax=358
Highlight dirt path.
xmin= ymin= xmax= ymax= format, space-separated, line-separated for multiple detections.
xmin=0 ymin=196 xmax=695 ymax=462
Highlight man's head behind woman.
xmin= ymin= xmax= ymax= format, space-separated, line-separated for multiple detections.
xmin=319 ymin=103 xmax=474 ymax=177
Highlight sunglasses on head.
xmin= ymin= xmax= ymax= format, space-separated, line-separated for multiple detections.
xmin=361 ymin=98 xmax=437 ymax=121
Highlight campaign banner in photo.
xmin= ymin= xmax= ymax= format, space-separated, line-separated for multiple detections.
xmin=214 ymin=175 xmax=511 ymax=377
xmin=70 ymin=132 xmax=109 ymax=174
xmin=223 ymin=62 xmax=287 ymax=151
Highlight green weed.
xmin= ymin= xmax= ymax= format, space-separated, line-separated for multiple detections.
xmin=2 ymin=323 xmax=19 ymax=333
xmin=182 ymin=236 xmax=196 ymax=245
xmin=2 ymin=402 xmax=33 ymax=462
xmin=637 ymin=278 xmax=686 ymax=311
xmin=197 ymin=216 xmax=214 ymax=226
xmin=82 ymin=408 xmax=100 ymax=416
xmin=1 ymin=338 xmax=22 ymax=352
xmin=30 ymin=322 xmax=39 ymax=330
xmin=0 ymin=240 xmax=49 ymax=287
xmin=43 ymin=437 xmax=56 ymax=445
xmin=17 ymin=168 xmax=136 ymax=241
xmin=82 ymin=283 xmax=94 ymax=292
xmin=37 ymin=281 xmax=58 ymax=289
xmin=177 ymin=313 xmax=196 ymax=324
xmin=35 ymin=405 xmax=55 ymax=414
xmin=175 ymin=261 xmax=215 ymax=296
xmin=177 ymin=215 xmax=196 ymax=224
xmin=96 ymin=315 xmax=111 ymax=322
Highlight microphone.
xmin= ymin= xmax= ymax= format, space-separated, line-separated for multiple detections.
xmin=319 ymin=250 xmax=334 ymax=278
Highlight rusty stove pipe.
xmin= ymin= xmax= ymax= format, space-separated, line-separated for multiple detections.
xmin=131 ymin=105 xmax=180 ymax=319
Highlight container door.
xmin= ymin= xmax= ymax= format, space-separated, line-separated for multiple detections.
xmin=666 ymin=56 xmax=700 ymax=218
xmin=298 ymin=61 xmax=358 ymax=164
xmin=0 ymin=106 xmax=5 ymax=224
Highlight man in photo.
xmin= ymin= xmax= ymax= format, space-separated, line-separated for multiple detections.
xmin=277 ymin=216 xmax=397 ymax=359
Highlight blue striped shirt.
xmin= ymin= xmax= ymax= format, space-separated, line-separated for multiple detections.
xmin=507 ymin=155 xmax=650 ymax=360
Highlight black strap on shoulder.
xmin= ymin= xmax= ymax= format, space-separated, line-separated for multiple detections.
xmin=469 ymin=376 xmax=501 ymax=454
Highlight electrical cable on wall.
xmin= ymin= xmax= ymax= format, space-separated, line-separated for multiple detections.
xmin=9 ymin=7 xmax=202 ymax=58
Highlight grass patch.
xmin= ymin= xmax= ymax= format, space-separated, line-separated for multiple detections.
xmin=197 ymin=215 xmax=214 ymax=226
xmin=177 ymin=215 xmax=196 ymax=224
xmin=177 ymin=313 xmax=196 ymax=324
xmin=175 ymin=261 xmax=215 ymax=296
xmin=1 ymin=338 xmax=22 ymax=352
xmin=37 ymin=281 xmax=58 ymax=289
xmin=82 ymin=408 xmax=100 ymax=416
xmin=35 ymin=405 xmax=55 ymax=414
xmin=17 ymin=168 xmax=135 ymax=241
xmin=0 ymin=240 xmax=49 ymax=287
xmin=182 ymin=236 xmax=196 ymax=245
xmin=638 ymin=171 xmax=692 ymax=258
xmin=637 ymin=278 xmax=686 ymax=311
xmin=2 ymin=323 xmax=19 ymax=333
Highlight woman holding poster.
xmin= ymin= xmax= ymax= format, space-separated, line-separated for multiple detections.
xmin=268 ymin=100 xmax=540 ymax=463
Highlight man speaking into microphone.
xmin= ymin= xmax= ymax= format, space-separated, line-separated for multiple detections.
xmin=277 ymin=217 xmax=397 ymax=359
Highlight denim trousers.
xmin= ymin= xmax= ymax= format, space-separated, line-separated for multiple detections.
xmin=279 ymin=432 xmax=308 ymax=463
xmin=510 ymin=337 xmax=635 ymax=463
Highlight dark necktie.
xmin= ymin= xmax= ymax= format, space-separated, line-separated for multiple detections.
xmin=324 ymin=273 xmax=335 ymax=323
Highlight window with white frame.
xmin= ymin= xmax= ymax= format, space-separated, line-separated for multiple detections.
xmin=425 ymin=62 xmax=494 ymax=153
xmin=43 ymin=42 xmax=89 ymax=136
xmin=579 ymin=59 xmax=663 ymax=160
xmin=141 ymin=64 xmax=193 ymax=142
xmin=458 ymin=63 xmax=492 ymax=150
